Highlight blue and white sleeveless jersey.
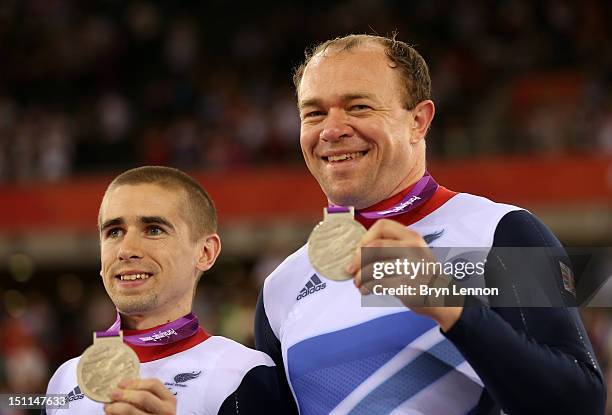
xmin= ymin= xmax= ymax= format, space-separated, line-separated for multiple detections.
xmin=44 ymin=336 xmax=278 ymax=415
xmin=260 ymin=193 xmax=516 ymax=414
xmin=255 ymin=192 xmax=605 ymax=415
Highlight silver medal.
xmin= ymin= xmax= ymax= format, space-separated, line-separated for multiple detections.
xmin=308 ymin=207 xmax=367 ymax=281
xmin=77 ymin=331 xmax=140 ymax=403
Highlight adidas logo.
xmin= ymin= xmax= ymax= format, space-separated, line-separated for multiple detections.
xmin=296 ymin=274 xmax=326 ymax=301
xmin=66 ymin=385 xmax=84 ymax=402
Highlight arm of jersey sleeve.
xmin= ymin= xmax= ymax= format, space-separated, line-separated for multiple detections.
xmin=444 ymin=210 xmax=606 ymax=415
xmin=41 ymin=362 xmax=66 ymax=415
xmin=217 ymin=365 xmax=287 ymax=415
xmin=254 ymin=289 xmax=299 ymax=414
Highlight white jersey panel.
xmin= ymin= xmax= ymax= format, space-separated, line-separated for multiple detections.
xmin=45 ymin=336 xmax=274 ymax=415
xmin=408 ymin=193 xmax=522 ymax=248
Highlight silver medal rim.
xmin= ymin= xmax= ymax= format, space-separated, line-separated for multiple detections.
xmin=77 ymin=341 xmax=140 ymax=403
xmin=308 ymin=218 xmax=366 ymax=281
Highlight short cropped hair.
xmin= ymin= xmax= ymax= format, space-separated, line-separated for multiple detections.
xmin=293 ymin=33 xmax=431 ymax=110
xmin=99 ymin=166 xmax=217 ymax=240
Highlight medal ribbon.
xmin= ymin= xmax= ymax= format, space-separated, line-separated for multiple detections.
xmin=97 ymin=312 xmax=200 ymax=347
xmin=329 ymin=172 xmax=438 ymax=219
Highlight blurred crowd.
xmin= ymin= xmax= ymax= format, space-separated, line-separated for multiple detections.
xmin=1 ymin=0 xmax=612 ymax=184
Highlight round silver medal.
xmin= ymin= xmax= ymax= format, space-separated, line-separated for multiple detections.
xmin=308 ymin=207 xmax=367 ymax=281
xmin=77 ymin=331 xmax=140 ymax=403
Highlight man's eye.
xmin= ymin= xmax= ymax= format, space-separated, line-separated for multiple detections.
xmin=350 ymin=105 xmax=370 ymax=111
xmin=147 ymin=226 xmax=164 ymax=236
xmin=107 ymin=228 xmax=123 ymax=238
xmin=303 ymin=111 xmax=324 ymax=119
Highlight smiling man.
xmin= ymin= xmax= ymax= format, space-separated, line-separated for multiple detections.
xmin=44 ymin=166 xmax=284 ymax=415
xmin=255 ymin=35 xmax=606 ymax=414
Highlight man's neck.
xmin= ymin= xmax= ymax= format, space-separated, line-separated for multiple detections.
xmin=379 ymin=166 xmax=426 ymax=208
xmin=120 ymin=307 xmax=191 ymax=331
xmin=329 ymin=165 xmax=426 ymax=210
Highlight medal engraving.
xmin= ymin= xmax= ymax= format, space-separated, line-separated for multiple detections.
xmin=77 ymin=332 xmax=140 ymax=403
xmin=308 ymin=207 xmax=366 ymax=281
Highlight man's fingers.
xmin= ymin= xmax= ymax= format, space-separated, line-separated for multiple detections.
xmin=351 ymin=243 xmax=436 ymax=286
xmin=120 ymin=379 xmax=176 ymax=401
xmin=348 ymin=220 xmax=428 ymax=276
xmin=348 ymin=238 xmax=417 ymax=278
xmin=358 ymin=278 xmax=376 ymax=296
xmin=104 ymin=401 xmax=148 ymax=415
xmin=112 ymin=388 xmax=161 ymax=413
xmin=360 ymin=219 xmax=426 ymax=246
xmin=358 ymin=275 xmax=428 ymax=307
xmin=110 ymin=378 xmax=177 ymax=415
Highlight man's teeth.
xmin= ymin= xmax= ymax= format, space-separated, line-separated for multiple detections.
xmin=327 ymin=152 xmax=364 ymax=162
xmin=119 ymin=273 xmax=151 ymax=281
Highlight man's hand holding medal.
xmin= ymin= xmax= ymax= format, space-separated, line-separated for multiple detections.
xmin=103 ymin=378 xmax=177 ymax=415
xmin=77 ymin=331 xmax=177 ymax=414
xmin=308 ymin=208 xmax=463 ymax=332
xmin=347 ymin=219 xmax=464 ymax=332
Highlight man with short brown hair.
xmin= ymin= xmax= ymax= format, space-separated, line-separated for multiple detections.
xmin=101 ymin=166 xmax=217 ymax=241
xmin=256 ymin=34 xmax=606 ymax=414
xmin=46 ymin=166 xmax=284 ymax=415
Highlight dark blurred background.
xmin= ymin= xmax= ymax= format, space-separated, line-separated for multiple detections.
xmin=1 ymin=0 xmax=611 ymax=413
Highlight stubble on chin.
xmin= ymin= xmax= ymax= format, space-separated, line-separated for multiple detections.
xmin=324 ymin=180 xmax=372 ymax=209
xmin=111 ymin=292 xmax=159 ymax=315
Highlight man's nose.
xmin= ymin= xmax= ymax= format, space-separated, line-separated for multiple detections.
xmin=320 ymin=109 xmax=353 ymax=142
xmin=117 ymin=233 xmax=143 ymax=261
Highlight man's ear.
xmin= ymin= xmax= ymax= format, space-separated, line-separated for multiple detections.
xmin=196 ymin=233 xmax=221 ymax=273
xmin=409 ymin=100 xmax=435 ymax=144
